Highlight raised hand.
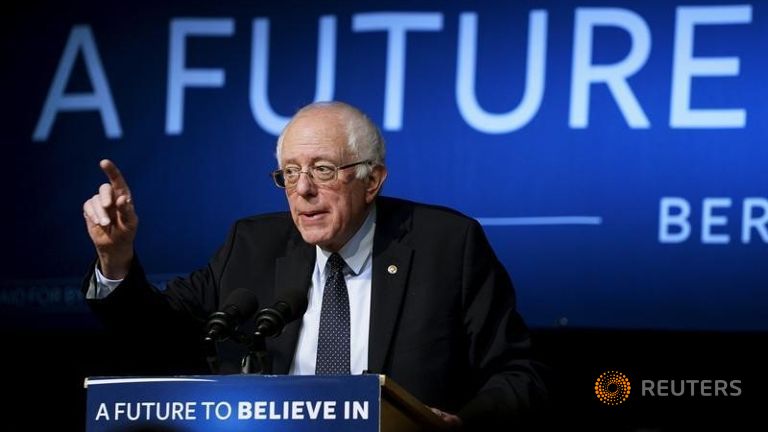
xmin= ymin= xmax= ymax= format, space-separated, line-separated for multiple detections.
xmin=82 ymin=159 xmax=139 ymax=279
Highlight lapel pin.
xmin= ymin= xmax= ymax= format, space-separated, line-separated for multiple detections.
xmin=387 ymin=265 xmax=398 ymax=275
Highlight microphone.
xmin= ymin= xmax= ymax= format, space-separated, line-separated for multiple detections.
xmin=254 ymin=290 xmax=308 ymax=337
xmin=204 ymin=289 xmax=260 ymax=343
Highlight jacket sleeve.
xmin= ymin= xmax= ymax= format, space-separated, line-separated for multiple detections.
xmin=81 ymin=221 xmax=241 ymax=374
xmin=457 ymin=219 xmax=549 ymax=430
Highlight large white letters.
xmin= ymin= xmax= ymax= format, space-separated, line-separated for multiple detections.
xmin=456 ymin=11 xmax=547 ymax=134
xmin=33 ymin=6 xmax=759 ymax=138
xmin=250 ymin=16 xmax=337 ymax=136
xmin=353 ymin=13 xmax=443 ymax=131
xmin=659 ymin=197 xmax=691 ymax=243
xmin=741 ymin=198 xmax=768 ymax=243
xmin=659 ymin=197 xmax=767 ymax=245
xmin=670 ymin=6 xmax=752 ymax=128
xmin=701 ymin=197 xmax=731 ymax=244
xmin=33 ymin=25 xmax=121 ymax=142
xmin=570 ymin=8 xmax=651 ymax=129
xmin=165 ymin=18 xmax=234 ymax=135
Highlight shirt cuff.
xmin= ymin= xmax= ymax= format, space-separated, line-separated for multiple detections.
xmin=86 ymin=265 xmax=125 ymax=299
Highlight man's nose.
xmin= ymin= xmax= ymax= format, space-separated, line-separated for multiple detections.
xmin=294 ymin=171 xmax=317 ymax=196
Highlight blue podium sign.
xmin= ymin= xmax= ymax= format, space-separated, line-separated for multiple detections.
xmin=85 ymin=375 xmax=381 ymax=432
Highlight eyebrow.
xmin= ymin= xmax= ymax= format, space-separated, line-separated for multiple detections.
xmin=282 ymin=156 xmax=342 ymax=167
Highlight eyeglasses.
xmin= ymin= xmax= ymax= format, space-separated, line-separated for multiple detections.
xmin=271 ymin=160 xmax=371 ymax=189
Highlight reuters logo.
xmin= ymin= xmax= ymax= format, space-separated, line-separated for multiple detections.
xmin=595 ymin=371 xmax=631 ymax=405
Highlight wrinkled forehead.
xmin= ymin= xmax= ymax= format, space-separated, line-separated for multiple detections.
xmin=280 ymin=111 xmax=349 ymax=164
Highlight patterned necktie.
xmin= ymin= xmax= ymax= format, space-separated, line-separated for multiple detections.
xmin=315 ymin=253 xmax=351 ymax=375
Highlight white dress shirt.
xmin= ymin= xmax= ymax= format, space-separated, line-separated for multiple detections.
xmin=289 ymin=206 xmax=375 ymax=375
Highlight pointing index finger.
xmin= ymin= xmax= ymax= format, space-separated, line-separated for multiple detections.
xmin=99 ymin=159 xmax=131 ymax=195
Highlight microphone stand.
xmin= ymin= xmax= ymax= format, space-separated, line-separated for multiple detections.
xmin=204 ymin=338 xmax=221 ymax=375
xmin=204 ymin=329 xmax=271 ymax=375
xmin=204 ymin=299 xmax=303 ymax=375
xmin=240 ymin=331 xmax=272 ymax=375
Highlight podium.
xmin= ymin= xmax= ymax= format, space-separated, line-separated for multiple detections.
xmin=84 ymin=374 xmax=447 ymax=431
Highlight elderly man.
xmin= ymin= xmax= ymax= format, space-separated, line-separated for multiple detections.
xmin=82 ymin=101 xmax=546 ymax=429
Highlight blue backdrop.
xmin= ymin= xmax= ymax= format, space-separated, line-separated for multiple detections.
xmin=3 ymin=0 xmax=766 ymax=330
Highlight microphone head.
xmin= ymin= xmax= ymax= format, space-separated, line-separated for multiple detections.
xmin=204 ymin=289 xmax=260 ymax=342
xmin=255 ymin=290 xmax=308 ymax=337
xmin=221 ymin=288 xmax=261 ymax=322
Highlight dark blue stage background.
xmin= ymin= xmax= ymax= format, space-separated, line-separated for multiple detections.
xmin=3 ymin=0 xmax=766 ymax=331
xmin=1 ymin=1 xmax=766 ymax=430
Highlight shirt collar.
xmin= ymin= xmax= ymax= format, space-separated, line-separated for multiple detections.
xmin=316 ymin=204 xmax=376 ymax=277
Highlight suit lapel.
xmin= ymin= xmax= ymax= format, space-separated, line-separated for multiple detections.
xmin=269 ymin=238 xmax=314 ymax=374
xmin=267 ymin=197 xmax=415 ymax=374
xmin=368 ymin=198 xmax=414 ymax=373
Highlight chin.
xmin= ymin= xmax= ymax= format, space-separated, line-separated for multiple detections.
xmin=298 ymin=229 xmax=331 ymax=247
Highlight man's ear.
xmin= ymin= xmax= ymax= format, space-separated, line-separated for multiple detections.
xmin=365 ymin=165 xmax=388 ymax=204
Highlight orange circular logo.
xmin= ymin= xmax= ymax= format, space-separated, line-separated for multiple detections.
xmin=595 ymin=371 xmax=631 ymax=405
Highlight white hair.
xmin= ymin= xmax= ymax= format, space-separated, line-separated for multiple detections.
xmin=275 ymin=101 xmax=386 ymax=179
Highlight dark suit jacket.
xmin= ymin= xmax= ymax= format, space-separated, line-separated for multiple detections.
xmin=86 ymin=196 xmax=547 ymax=429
